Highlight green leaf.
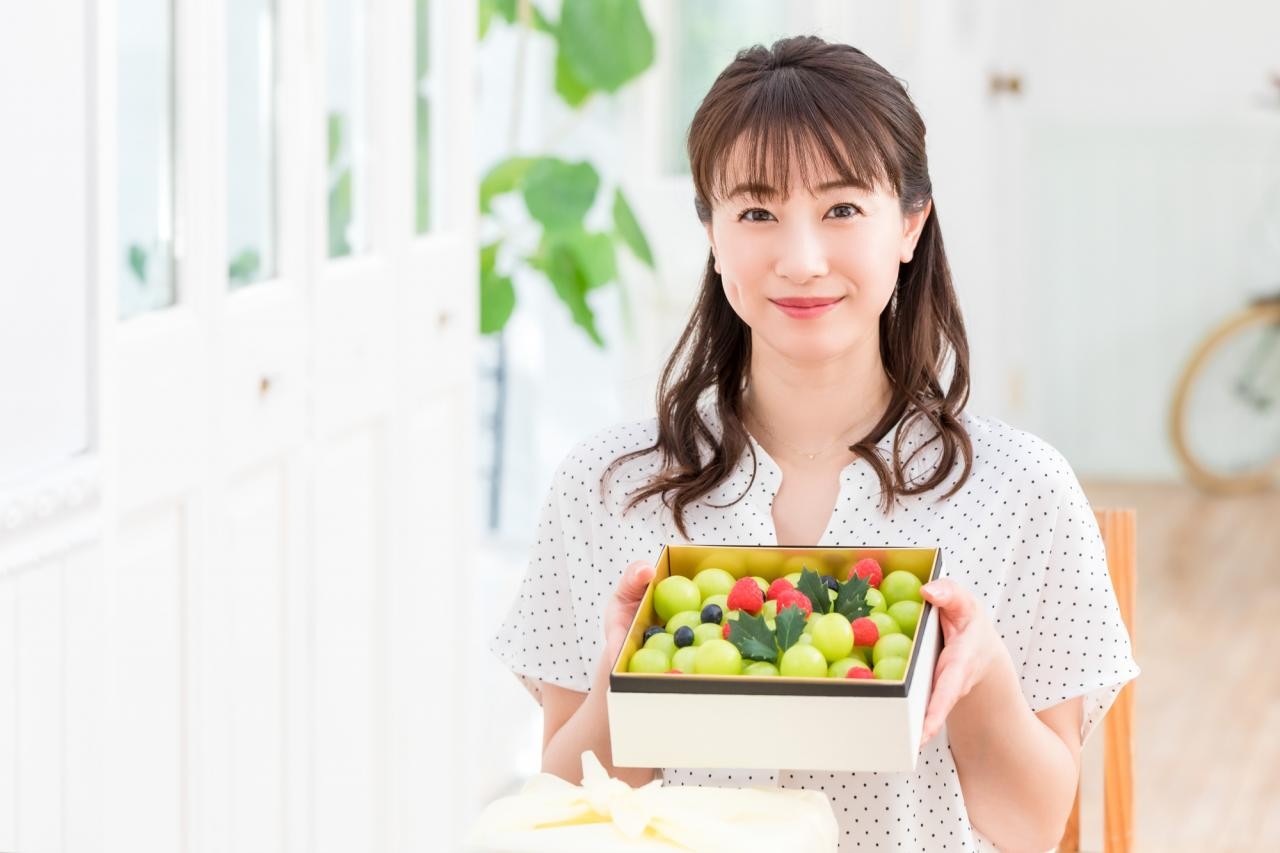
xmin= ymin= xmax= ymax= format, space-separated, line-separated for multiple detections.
xmin=612 ymin=188 xmax=654 ymax=269
xmin=835 ymin=574 xmax=872 ymax=622
xmin=480 ymin=156 xmax=538 ymax=215
xmin=327 ymin=113 xmax=344 ymax=167
xmin=328 ymin=169 xmax=353 ymax=257
xmin=530 ymin=237 xmax=603 ymax=346
xmin=726 ymin=611 xmax=777 ymax=663
xmin=558 ymin=0 xmax=655 ymax=93
xmin=127 ymin=244 xmax=148 ymax=283
xmin=522 ymin=158 xmax=599 ymax=232
xmin=554 ymin=47 xmax=593 ymax=107
xmin=775 ymin=605 xmax=807 ymax=652
xmin=797 ymin=567 xmax=831 ymax=616
xmin=480 ymin=273 xmax=516 ymax=334
xmin=491 ymin=0 xmax=516 ymax=23
xmin=228 ymin=248 xmax=261 ymax=283
xmin=564 ymin=231 xmax=616 ymax=291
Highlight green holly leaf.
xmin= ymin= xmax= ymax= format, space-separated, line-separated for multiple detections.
xmin=612 ymin=188 xmax=654 ymax=269
xmin=835 ymin=574 xmax=871 ymax=622
xmin=775 ymin=605 xmax=807 ymax=652
xmin=797 ymin=567 xmax=831 ymax=615
xmin=726 ymin=611 xmax=777 ymax=663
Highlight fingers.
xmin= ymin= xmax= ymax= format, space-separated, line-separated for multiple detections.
xmin=922 ymin=660 xmax=965 ymax=739
xmin=920 ymin=578 xmax=975 ymax=632
xmin=616 ymin=561 xmax=656 ymax=602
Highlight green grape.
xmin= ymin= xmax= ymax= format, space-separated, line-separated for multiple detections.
xmin=761 ymin=599 xmax=778 ymax=621
xmin=828 ymin=657 xmax=872 ymax=679
xmin=867 ymin=611 xmax=902 ymax=639
xmin=779 ymin=643 xmax=828 ymax=678
xmin=654 ymin=576 xmax=702 ymax=622
xmin=665 ymin=610 xmax=702 ymax=635
xmin=784 ymin=571 xmax=802 ymax=586
xmin=880 ymin=570 xmax=923 ymax=606
xmin=888 ymin=600 xmax=922 ymax=636
xmin=865 ymin=587 xmax=887 ymax=613
xmin=743 ymin=661 xmax=779 ymax=677
xmin=873 ymin=656 xmax=908 ymax=681
xmin=803 ymin=616 xmax=817 ymax=635
xmin=872 ymin=632 xmax=912 ymax=664
xmin=809 ymin=613 xmax=854 ymax=663
xmin=692 ymin=622 xmax=722 ymax=646
xmin=798 ymin=633 xmax=814 ymax=645
xmin=751 ymin=576 xmax=769 ymax=595
xmin=693 ymin=639 xmax=742 ymax=675
xmin=692 ymin=568 xmax=737 ymax=601
xmin=628 ymin=649 xmax=670 ymax=674
xmin=643 ymin=632 xmax=676 ymax=659
xmin=702 ymin=593 xmax=729 ymax=612
xmin=671 ymin=646 xmax=697 ymax=673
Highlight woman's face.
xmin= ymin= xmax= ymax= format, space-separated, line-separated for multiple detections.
xmin=705 ymin=146 xmax=931 ymax=365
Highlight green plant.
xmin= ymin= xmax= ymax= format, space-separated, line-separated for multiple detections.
xmin=478 ymin=0 xmax=656 ymax=346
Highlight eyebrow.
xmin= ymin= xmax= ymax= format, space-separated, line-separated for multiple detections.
xmin=725 ymin=178 xmax=872 ymax=200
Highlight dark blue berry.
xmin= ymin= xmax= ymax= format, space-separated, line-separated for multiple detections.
xmin=701 ymin=603 xmax=723 ymax=624
xmin=673 ymin=626 xmax=695 ymax=648
xmin=822 ymin=575 xmax=839 ymax=592
xmin=643 ymin=625 xmax=664 ymax=642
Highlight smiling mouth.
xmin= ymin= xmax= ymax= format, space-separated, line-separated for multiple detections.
xmin=769 ymin=297 xmax=845 ymax=308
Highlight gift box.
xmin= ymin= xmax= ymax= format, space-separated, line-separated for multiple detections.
xmin=607 ymin=544 xmax=944 ymax=772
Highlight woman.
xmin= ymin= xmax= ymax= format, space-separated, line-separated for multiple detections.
xmin=492 ymin=36 xmax=1138 ymax=852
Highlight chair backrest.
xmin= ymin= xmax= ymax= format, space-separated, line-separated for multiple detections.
xmin=1058 ymin=508 xmax=1137 ymax=853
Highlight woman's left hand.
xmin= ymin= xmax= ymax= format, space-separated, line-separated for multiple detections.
xmin=917 ymin=577 xmax=1009 ymax=745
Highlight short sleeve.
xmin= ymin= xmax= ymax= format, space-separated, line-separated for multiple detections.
xmin=489 ymin=466 xmax=593 ymax=705
xmin=1018 ymin=462 xmax=1140 ymax=745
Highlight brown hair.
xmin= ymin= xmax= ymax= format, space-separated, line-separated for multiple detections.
xmin=604 ymin=36 xmax=973 ymax=538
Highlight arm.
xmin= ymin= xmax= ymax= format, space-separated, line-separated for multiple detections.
xmin=541 ymin=656 xmax=660 ymax=788
xmin=540 ymin=559 xmax=660 ymax=789
xmin=919 ymin=579 xmax=1082 ymax=853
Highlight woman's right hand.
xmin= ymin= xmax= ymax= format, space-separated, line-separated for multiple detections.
xmin=602 ymin=560 xmax=656 ymax=664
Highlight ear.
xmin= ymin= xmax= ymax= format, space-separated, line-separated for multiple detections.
xmin=900 ymin=199 xmax=932 ymax=264
xmin=704 ymin=221 xmax=721 ymax=274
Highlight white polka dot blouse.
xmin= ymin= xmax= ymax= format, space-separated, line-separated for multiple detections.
xmin=491 ymin=401 xmax=1141 ymax=851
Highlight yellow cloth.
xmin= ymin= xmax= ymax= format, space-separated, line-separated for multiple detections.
xmin=465 ymin=752 xmax=838 ymax=852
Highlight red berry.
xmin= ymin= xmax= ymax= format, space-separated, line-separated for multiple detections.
xmin=845 ymin=666 xmax=874 ymax=680
xmin=727 ymin=578 xmax=764 ymax=615
xmin=774 ymin=587 xmax=812 ymax=618
xmin=766 ymin=578 xmax=794 ymax=601
xmin=851 ymin=558 xmax=883 ymax=588
xmin=851 ymin=616 xmax=879 ymax=647
xmin=722 ymin=622 xmax=733 ymax=639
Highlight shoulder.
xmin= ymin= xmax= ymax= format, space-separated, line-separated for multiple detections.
xmin=958 ymin=409 xmax=1077 ymax=482
xmin=546 ymin=415 xmax=664 ymax=512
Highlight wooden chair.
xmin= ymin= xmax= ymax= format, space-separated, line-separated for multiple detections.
xmin=1057 ymin=508 xmax=1137 ymax=853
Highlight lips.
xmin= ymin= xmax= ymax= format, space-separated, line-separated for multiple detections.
xmin=770 ymin=296 xmax=844 ymax=308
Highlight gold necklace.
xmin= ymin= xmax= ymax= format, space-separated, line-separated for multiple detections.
xmin=748 ymin=408 xmax=868 ymax=461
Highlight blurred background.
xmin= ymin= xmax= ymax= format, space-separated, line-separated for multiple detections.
xmin=1 ymin=0 xmax=1278 ymax=851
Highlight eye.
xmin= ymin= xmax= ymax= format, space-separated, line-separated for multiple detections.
xmin=737 ymin=208 xmax=775 ymax=223
xmin=827 ymin=203 xmax=862 ymax=219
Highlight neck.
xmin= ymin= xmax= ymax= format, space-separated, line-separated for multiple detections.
xmin=742 ymin=333 xmax=894 ymax=461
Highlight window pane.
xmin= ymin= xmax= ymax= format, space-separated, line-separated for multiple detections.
xmin=327 ymin=0 xmax=369 ymax=257
xmin=227 ymin=0 xmax=278 ymax=288
xmin=118 ymin=0 xmax=175 ymax=318
xmin=414 ymin=0 xmax=432 ymax=233
xmin=666 ymin=0 xmax=790 ymax=175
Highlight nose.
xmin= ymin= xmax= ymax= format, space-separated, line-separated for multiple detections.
xmin=773 ymin=221 xmax=829 ymax=284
